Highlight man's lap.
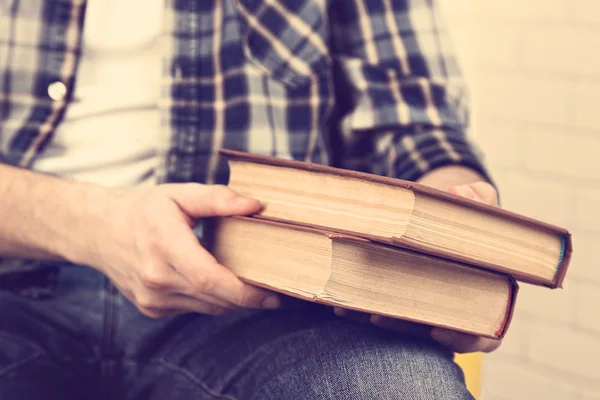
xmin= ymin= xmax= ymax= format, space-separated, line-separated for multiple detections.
xmin=0 ymin=264 xmax=473 ymax=400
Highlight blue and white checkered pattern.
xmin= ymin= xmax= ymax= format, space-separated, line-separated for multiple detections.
xmin=0 ymin=0 xmax=489 ymax=287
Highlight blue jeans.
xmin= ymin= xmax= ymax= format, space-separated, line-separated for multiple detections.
xmin=0 ymin=264 xmax=473 ymax=399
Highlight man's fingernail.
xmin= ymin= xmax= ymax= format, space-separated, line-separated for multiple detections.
xmin=235 ymin=195 xmax=255 ymax=205
xmin=431 ymin=329 xmax=455 ymax=345
xmin=459 ymin=184 xmax=472 ymax=194
xmin=450 ymin=185 xmax=465 ymax=195
xmin=261 ymin=296 xmax=280 ymax=309
xmin=236 ymin=196 xmax=263 ymax=211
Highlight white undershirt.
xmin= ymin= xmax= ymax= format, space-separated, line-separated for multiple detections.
xmin=32 ymin=0 xmax=163 ymax=188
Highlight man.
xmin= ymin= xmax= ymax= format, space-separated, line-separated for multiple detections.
xmin=0 ymin=0 xmax=500 ymax=398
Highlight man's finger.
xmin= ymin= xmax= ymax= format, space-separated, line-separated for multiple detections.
xmin=159 ymin=296 xmax=237 ymax=316
xmin=169 ymin=290 xmax=236 ymax=309
xmin=161 ymin=183 xmax=262 ymax=219
xmin=168 ymin=228 xmax=280 ymax=310
xmin=136 ymin=262 xmax=191 ymax=292
xmin=469 ymin=182 xmax=499 ymax=206
xmin=430 ymin=328 xmax=501 ymax=353
xmin=448 ymin=184 xmax=479 ymax=202
xmin=449 ymin=182 xmax=498 ymax=207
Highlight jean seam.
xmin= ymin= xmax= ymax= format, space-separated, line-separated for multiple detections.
xmin=0 ymin=353 xmax=45 ymax=379
xmin=101 ymin=278 xmax=120 ymax=400
xmin=154 ymin=358 xmax=239 ymax=400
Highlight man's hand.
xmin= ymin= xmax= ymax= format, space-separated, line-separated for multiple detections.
xmin=0 ymin=161 xmax=278 ymax=318
xmin=334 ymin=167 xmax=502 ymax=354
xmin=81 ymin=183 xmax=280 ymax=318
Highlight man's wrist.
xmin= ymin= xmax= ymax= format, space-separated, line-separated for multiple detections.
xmin=55 ymin=181 xmax=117 ymax=267
xmin=416 ymin=165 xmax=489 ymax=192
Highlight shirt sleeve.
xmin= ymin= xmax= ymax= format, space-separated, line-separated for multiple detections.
xmin=328 ymin=0 xmax=491 ymax=182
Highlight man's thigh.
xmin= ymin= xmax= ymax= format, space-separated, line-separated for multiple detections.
xmin=0 ymin=266 xmax=106 ymax=400
xmin=120 ymin=300 xmax=474 ymax=400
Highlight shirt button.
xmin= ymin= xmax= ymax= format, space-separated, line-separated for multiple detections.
xmin=47 ymin=81 xmax=67 ymax=101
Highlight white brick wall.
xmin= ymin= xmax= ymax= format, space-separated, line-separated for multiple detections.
xmin=574 ymin=82 xmax=600 ymax=130
xmin=521 ymin=28 xmax=600 ymax=77
xmin=477 ymin=72 xmax=571 ymax=125
xmin=574 ymin=0 xmax=600 ymax=25
xmin=525 ymin=129 xmax=600 ymax=181
xmin=476 ymin=0 xmax=569 ymax=22
xmin=458 ymin=0 xmax=600 ymax=398
xmin=573 ymin=281 xmax=600 ymax=333
xmin=528 ymin=324 xmax=600 ymax=380
xmin=575 ymin=189 xmax=600 ymax=231
xmin=569 ymin=233 xmax=600 ymax=284
xmin=482 ymin=355 xmax=572 ymax=400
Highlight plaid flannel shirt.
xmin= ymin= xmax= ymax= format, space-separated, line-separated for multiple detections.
xmin=0 ymin=0 xmax=489 ymax=296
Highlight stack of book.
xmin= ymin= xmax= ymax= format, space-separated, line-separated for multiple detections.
xmin=209 ymin=150 xmax=573 ymax=339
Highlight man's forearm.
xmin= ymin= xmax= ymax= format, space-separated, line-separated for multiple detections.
xmin=0 ymin=163 xmax=112 ymax=263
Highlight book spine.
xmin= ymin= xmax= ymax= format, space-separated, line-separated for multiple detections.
xmin=496 ymin=276 xmax=519 ymax=338
xmin=553 ymin=233 xmax=573 ymax=289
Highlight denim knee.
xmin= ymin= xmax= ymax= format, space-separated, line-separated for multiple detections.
xmin=253 ymin=319 xmax=474 ymax=400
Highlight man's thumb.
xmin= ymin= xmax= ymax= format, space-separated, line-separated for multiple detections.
xmin=161 ymin=183 xmax=262 ymax=218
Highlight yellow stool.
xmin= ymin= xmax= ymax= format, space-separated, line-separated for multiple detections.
xmin=455 ymin=353 xmax=483 ymax=399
